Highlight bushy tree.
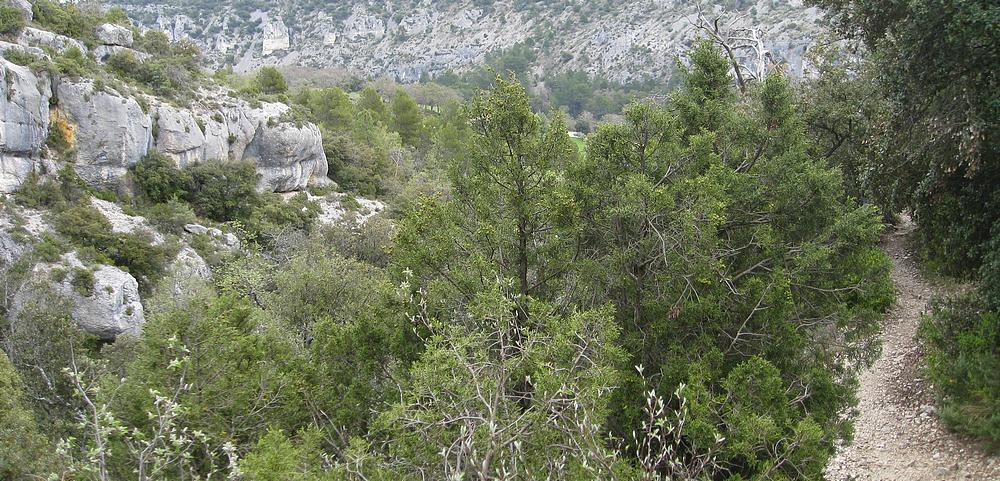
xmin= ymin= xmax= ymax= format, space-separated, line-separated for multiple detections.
xmin=132 ymin=151 xmax=191 ymax=204
xmin=184 ymin=160 xmax=260 ymax=222
xmin=811 ymin=0 xmax=999 ymax=276
xmin=393 ymin=74 xmax=578 ymax=317
xmin=255 ymin=66 xmax=288 ymax=95
xmin=0 ymin=351 xmax=50 ymax=479
xmin=389 ymin=89 xmax=423 ymax=147
xmin=366 ymin=285 xmax=630 ymax=480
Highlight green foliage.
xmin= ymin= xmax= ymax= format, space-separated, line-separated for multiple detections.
xmin=389 ymin=88 xmax=422 ymax=147
xmin=0 ymin=5 xmax=25 ymax=37
xmin=241 ymin=429 xmax=331 ymax=481
xmin=31 ymin=0 xmax=128 ymax=47
xmin=70 ymin=267 xmax=95 ymax=296
xmin=0 ymin=351 xmax=50 ymax=479
xmin=2 ymin=47 xmax=36 ymax=66
xmin=106 ymin=40 xmax=203 ymax=99
xmin=811 ymin=0 xmax=999 ymax=276
xmin=254 ymin=66 xmax=288 ymax=95
xmin=184 ymin=160 xmax=260 ymax=222
xmin=920 ymin=293 xmax=1000 ymax=446
xmin=394 ymin=47 xmax=892 ymax=479
xmin=369 ymin=285 xmax=628 ymax=479
xmin=52 ymin=46 xmax=94 ymax=78
xmin=52 ymin=201 xmax=176 ymax=293
xmin=132 ymin=150 xmax=191 ymax=205
xmin=13 ymin=166 xmax=90 ymax=210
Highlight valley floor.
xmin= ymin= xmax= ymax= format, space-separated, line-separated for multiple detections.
xmin=826 ymin=216 xmax=1000 ymax=481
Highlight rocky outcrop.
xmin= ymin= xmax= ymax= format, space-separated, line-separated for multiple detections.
xmin=0 ymin=23 xmax=329 ymax=195
xmin=153 ymin=96 xmax=329 ymax=192
xmin=11 ymin=252 xmax=145 ymax=339
xmin=90 ymin=197 xmax=166 ymax=244
xmin=283 ymin=192 xmax=385 ymax=226
xmin=261 ymin=16 xmax=290 ymax=56
xmin=96 ymin=24 xmax=134 ymax=47
xmin=244 ymin=119 xmax=328 ymax=192
xmin=93 ymin=45 xmax=150 ymax=63
xmin=183 ymin=223 xmax=240 ymax=248
xmin=18 ymin=27 xmax=87 ymax=55
xmin=55 ymin=79 xmax=153 ymax=188
xmin=0 ymin=59 xmax=52 ymax=193
xmin=153 ymin=104 xmax=210 ymax=168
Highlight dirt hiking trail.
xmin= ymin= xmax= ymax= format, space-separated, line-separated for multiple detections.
xmin=825 ymin=216 xmax=1000 ymax=480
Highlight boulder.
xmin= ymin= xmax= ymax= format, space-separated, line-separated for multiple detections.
xmin=171 ymin=246 xmax=210 ymax=280
xmin=243 ymin=117 xmax=329 ymax=192
xmin=55 ymin=79 xmax=152 ymax=188
xmin=18 ymin=27 xmax=87 ymax=55
xmin=161 ymin=246 xmax=211 ymax=295
xmin=96 ymin=24 xmax=134 ymax=47
xmin=11 ymin=252 xmax=145 ymax=339
xmin=183 ymin=223 xmax=209 ymax=235
xmin=156 ymin=96 xmax=329 ymax=193
xmin=90 ymin=197 xmax=165 ymax=244
xmin=93 ymin=45 xmax=150 ymax=63
xmin=0 ymin=41 xmax=46 ymax=59
xmin=0 ymin=59 xmax=52 ymax=193
xmin=153 ymin=105 xmax=207 ymax=168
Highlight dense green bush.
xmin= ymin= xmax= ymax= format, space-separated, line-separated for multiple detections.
xmin=0 ymin=351 xmax=50 ymax=478
xmin=132 ymin=151 xmax=191 ymax=205
xmin=13 ymin=166 xmax=90 ymax=210
xmin=920 ymin=293 xmax=1000 ymax=446
xmin=183 ymin=160 xmax=260 ymax=222
xmin=253 ymin=66 xmax=288 ymax=95
xmin=0 ymin=5 xmax=25 ymax=37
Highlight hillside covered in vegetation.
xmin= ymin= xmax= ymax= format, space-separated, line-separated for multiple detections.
xmin=0 ymin=0 xmax=997 ymax=480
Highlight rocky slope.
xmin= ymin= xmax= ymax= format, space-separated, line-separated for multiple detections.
xmin=112 ymin=0 xmax=824 ymax=82
xmin=0 ymin=3 xmax=356 ymax=342
xmin=0 ymin=3 xmax=329 ymax=195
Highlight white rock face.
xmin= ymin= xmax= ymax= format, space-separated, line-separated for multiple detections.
xmin=12 ymin=252 xmax=145 ymax=339
xmin=244 ymin=119 xmax=329 ymax=192
xmin=283 ymin=192 xmax=385 ymax=226
xmin=153 ymin=105 xmax=208 ymax=168
xmin=18 ymin=27 xmax=88 ymax=55
xmin=55 ymin=79 xmax=153 ymax=188
xmin=90 ymin=197 xmax=165 ymax=244
xmin=261 ymin=16 xmax=290 ymax=56
xmin=0 ymin=59 xmax=52 ymax=193
xmin=153 ymin=95 xmax=329 ymax=192
xmin=96 ymin=24 xmax=134 ymax=47
xmin=93 ymin=45 xmax=150 ymax=63
xmin=120 ymin=2 xmax=822 ymax=83
xmin=171 ymin=246 xmax=210 ymax=278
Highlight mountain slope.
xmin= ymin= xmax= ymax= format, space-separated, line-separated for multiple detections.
xmin=112 ymin=0 xmax=824 ymax=82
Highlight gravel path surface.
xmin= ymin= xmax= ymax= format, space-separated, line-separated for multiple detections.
xmin=825 ymin=216 xmax=1000 ymax=481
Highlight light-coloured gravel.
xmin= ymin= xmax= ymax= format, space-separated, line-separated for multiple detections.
xmin=825 ymin=216 xmax=1000 ymax=481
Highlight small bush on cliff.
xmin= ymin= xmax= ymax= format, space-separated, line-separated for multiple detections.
xmin=184 ymin=160 xmax=260 ymax=222
xmin=132 ymin=151 xmax=191 ymax=205
xmin=0 ymin=5 xmax=26 ymax=37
